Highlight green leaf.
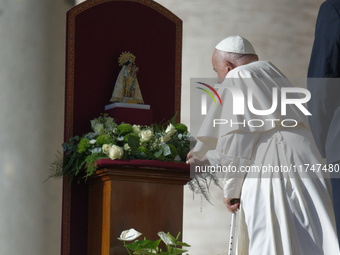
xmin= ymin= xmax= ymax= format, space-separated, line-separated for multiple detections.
xmin=169 ymin=247 xmax=189 ymax=254
xmin=158 ymin=252 xmax=169 ymax=255
xmin=78 ymin=138 xmax=90 ymax=153
xmin=154 ymin=149 xmax=163 ymax=158
xmin=144 ymin=239 xmax=161 ymax=250
xmin=176 ymin=242 xmax=191 ymax=247
xmin=177 ymin=145 xmax=190 ymax=162
xmin=136 ymin=146 xmax=152 ymax=159
xmin=125 ymin=240 xmax=144 ymax=250
xmin=128 ymin=134 xmax=140 ymax=152
xmin=162 ymin=144 xmax=171 ymax=157
xmin=83 ymin=153 xmax=108 ymax=178
xmin=175 ymin=232 xmax=181 ymax=241
xmin=166 ymin=233 xmax=177 ymax=245
xmin=125 ymin=239 xmax=161 ymax=251
xmin=133 ymin=249 xmax=158 ymax=255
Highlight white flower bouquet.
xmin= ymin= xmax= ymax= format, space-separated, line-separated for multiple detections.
xmin=50 ymin=114 xmax=191 ymax=179
xmin=50 ymin=114 xmax=220 ymax=202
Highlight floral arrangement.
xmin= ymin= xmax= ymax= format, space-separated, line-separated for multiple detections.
xmin=50 ymin=114 xmax=190 ymax=180
xmin=50 ymin=114 xmax=220 ymax=202
xmin=118 ymin=228 xmax=190 ymax=255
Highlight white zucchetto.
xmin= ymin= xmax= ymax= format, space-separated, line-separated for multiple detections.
xmin=215 ymin=35 xmax=256 ymax=54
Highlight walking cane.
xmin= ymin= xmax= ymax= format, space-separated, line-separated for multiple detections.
xmin=228 ymin=199 xmax=239 ymax=255
xmin=228 ymin=212 xmax=237 ymax=255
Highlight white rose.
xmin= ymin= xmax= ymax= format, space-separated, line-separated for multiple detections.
xmin=124 ymin=143 xmax=130 ymax=151
xmin=160 ymin=134 xmax=171 ymax=143
xmin=102 ymin=144 xmax=111 ymax=155
xmin=94 ymin=123 xmax=104 ymax=135
xmin=132 ymin=124 xmax=141 ymax=135
xmin=108 ymin=145 xmax=124 ymax=160
xmin=90 ymin=119 xmax=99 ymax=131
xmin=117 ymin=136 xmax=124 ymax=142
xmin=89 ymin=139 xmax=97 ymax=144
xmin=105 ymin=117 xmax=114 ymax=126
xmin=165 ymin=123 xmax=177 ymax=136
xmin=140 ymin=129 xmax=153 ymax=143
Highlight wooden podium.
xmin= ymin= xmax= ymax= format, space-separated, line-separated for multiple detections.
xmin=62 ymin=1 xmax=184 ymax=254
xmin=87 ymin=160 xmax=190 ymax=255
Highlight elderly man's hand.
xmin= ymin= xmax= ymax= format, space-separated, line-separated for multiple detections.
xmin=186 ymin=150 xmax=209 ymax=165
xmin=186 ymin=150 xmax=194 ymax=164
xmin=224 ymin=198 xmax=240 ymax=213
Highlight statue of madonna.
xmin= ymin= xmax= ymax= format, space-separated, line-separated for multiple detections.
xmin=110 ymin=52 xmax=144 ymax=104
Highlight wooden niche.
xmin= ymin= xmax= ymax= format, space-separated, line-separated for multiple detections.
xmin=61 ymin=1 xmax=188 ymax=255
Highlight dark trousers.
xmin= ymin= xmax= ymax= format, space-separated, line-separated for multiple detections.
xmin=331 ymin=162 xmax=340 ymax=246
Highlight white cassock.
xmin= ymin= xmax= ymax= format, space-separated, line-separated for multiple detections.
xmin=193 ymin=61 xmax=339 ymax=255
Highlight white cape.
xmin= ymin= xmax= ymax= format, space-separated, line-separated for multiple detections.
xmin=193 ymin=61 xmax=339 ymax=255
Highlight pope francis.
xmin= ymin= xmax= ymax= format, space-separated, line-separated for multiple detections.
xmin=187 ymin=35 xmax=340 ymax=255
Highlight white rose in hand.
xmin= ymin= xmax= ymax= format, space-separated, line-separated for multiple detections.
xmin=140 ymin=129 xmax=153 ymax=143
xmin=108 ymin=145 xmax=124 ymax=160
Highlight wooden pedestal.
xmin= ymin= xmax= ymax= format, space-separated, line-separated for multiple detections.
xmin=87 ymin=163 xmax=190 ymax=255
